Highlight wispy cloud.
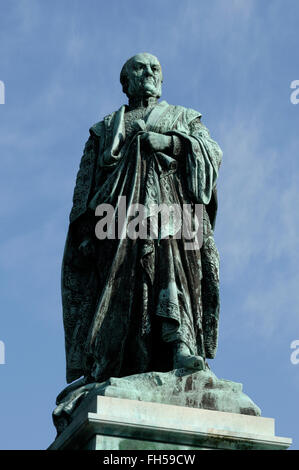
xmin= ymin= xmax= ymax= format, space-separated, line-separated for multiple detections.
xmin=0 ymin=0 xmax=298 ymax=449
xmin=215 ymin=111 xmax=299 ymax=339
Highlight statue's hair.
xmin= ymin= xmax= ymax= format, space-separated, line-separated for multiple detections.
xmin=120 ymin=53 xmax=163 ymax=96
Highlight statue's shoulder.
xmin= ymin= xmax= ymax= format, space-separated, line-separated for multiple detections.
xmin=164 ymin=100 xmax=200 ymax=115
xmin=89 ymin=118 xmax=106 ymax=138
xmin=175 ymin=105 xmax=202 ymax=124
xmin=162 ymin=103 xmax=201 ymax=130
xmin=185 ymin=106 xmax=202 ymax=122
xmin=89 ymin=120 xmax=103 ymax=137
xmin=89 ymin=109 xmax=118 ymax=137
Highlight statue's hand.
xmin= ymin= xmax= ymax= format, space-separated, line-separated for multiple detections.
xmin=140 ymin=132 xmax=172 ymax=153
xmin=78 ymin=238 xmax=95 ymax=257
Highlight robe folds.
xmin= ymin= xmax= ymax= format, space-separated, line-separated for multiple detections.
xmin=62 ymin=100 xmax=223 ymax=384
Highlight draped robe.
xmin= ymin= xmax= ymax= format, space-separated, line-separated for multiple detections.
xmin=62 ymin=100 xmax=223 ymax=384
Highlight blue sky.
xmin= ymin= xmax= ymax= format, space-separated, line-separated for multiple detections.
xmin=0 ymin=0 xmax=298 ymax=450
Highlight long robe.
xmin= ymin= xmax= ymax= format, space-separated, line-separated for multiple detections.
xmin=62 ymin=100 xmax=223 ymax=384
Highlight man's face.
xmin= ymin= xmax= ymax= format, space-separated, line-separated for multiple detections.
xmin=126 ymin=53 xmax=162 ymax=99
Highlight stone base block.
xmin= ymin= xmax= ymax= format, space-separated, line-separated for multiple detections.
xmin=48 ymin=395 xmax=292 ymax=450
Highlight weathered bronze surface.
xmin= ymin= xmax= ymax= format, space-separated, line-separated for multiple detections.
xmin=54 ymin=53 xmax=227 ymax=434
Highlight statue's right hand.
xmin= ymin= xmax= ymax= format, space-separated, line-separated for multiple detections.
xmin=140 ymin=132 xmax=172 ymax=153
xmin=78 ymin=239 xmax=95 ymax=257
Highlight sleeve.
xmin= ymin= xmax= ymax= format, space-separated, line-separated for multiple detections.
xmin=187 ymin=118 xmax=221 ymax=359
xmin=69 ymin=133 xmax=99 ymax=224
xmin=171 ymin=135 xmax=184 ymax=158
xmin=183 ymin=117 xmax=223 ymax=205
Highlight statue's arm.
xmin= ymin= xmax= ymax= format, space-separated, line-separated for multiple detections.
xmin=69 ymin=131 xmax=100 ymax=257
xmin=176 ymin=116 xmax=223 ymax=206
xmin=189 ymin=117 xmax=222 ymax=171
xmin=187 ymin=117 xmax=222 ymax=358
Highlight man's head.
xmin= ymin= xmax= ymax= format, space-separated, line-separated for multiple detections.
xmin=120 ymin=53 xmax=163 ymax=100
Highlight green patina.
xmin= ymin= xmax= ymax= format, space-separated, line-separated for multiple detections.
xmin=52 ymin=54 xmax=260 ymax=440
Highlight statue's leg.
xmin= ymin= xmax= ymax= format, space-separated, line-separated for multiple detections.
xmin=156 ymin=236 xmax=206 ymax=372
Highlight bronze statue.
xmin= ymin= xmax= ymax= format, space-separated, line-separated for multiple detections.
xmin=62 ymin=52 xmax=222 ymax=386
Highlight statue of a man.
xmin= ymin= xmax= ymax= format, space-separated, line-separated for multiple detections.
xmin=62 ymin=53 xmax=222 ymax=386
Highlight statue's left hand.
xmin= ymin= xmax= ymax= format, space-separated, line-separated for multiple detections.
xmin=140 ymin=132 xmax=172 ymax=153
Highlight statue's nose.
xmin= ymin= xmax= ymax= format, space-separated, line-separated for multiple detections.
xmin=144 ymin=65 xmax=154 ymax=76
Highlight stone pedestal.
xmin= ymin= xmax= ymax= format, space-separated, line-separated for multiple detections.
xmin=48 ymin=395 xmax=292 ymax=450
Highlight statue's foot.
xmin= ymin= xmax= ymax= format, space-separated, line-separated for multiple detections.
xmin=173 ymin=341 xmax=205 ymax=371
xmin=174 ymin=353 xmax=205 ymax=370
